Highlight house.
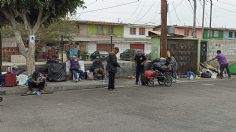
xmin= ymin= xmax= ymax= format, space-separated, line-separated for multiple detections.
xmin=73 ymin=20 xmax=124 ymax=54
xmin=122 ymin=23 xmax=154 ymax=54
xmin=203 ymin=27 xmax=236 ymax=40
xmin=74 ymin=21 xmax=154 ymax=57
xmin=154 ymin=25 xmax=203 ymax=39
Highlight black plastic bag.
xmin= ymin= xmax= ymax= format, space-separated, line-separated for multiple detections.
xmin=47 ymin=63 xmax=67 ymax=82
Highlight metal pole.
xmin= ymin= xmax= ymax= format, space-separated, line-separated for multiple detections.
xmin=110 ymin=36 xmax=113 ymax=52
xmin=209 ymin=0 xmax=213 ymax=38
xmin=202 ymin=0 xmax=205 ymax=39
xmin=161 ymin=0 xmax=168 ymax=57
xmin=192 ymin=0 xmax=197 ymax=38
xmin=0 ymin=25 xmax=2 ymax=79
xmin=60 ymin=35 xmax=64 ymax=62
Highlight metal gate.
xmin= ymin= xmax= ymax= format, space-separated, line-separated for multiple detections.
xmin=200 ymin=41 xmax=207 ymax=63
xmin=168 ymin=39 xmax=199 ymax=74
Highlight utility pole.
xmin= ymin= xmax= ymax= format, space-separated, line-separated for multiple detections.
xmin=201 ymin=0 xmax=205 ymax=39
xmin=192 ymin=0 xmax=197 ymax=38
xmin=161 ymin=0 xmax=168 ymax=57
xmin=60 ymin=35 xmax=64 ymax=62
xmin=110 ymin=36 xmax=113 ymax=52
xmin=209 ymin=0 xmax=213 ymax=38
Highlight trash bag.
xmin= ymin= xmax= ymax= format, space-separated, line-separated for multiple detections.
xmin=201 ymin=71 xmax=212 ymax=78
xmin=47 ymin=63 xmax=67 ymax=82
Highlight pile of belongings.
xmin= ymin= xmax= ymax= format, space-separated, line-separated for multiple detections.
xmin=200 ymin=62 xmax=219 ymax=79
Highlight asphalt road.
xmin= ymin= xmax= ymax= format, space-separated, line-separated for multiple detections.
xmin=0 ymin=79 xmax=236 ymax=132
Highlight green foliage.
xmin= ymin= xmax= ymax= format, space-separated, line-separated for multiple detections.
xmin=38 ymin=20 xmax=79 ymax=44
xmin=0 ymin=0 xmax=85 ymax=28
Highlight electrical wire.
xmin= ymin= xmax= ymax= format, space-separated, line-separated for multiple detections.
xmin=127 ymin=1 xmax=142 ymax=21
xmin=86 ymin=0 xmax=98 ymax=7
xmin=172 ymin=1 xmax=183 ymax=25
xmin=79 ymin=0 xmax=139 ymax=14
xmin=186 ymin=0 xmax=201 ymax=25
xmin=134 ymin=2 xmax=156 ymax=23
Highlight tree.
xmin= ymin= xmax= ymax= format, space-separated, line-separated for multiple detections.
xmin=0 ymin=0 xmax=84 ymax=75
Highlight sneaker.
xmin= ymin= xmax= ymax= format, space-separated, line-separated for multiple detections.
xmin=40 ymin=90 xmax=47 ymax=94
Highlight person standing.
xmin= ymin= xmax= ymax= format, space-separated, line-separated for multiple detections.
xmin=166 ymin=51 xmax=178 ymax=82
xmin=134 ymin=51 xmax=147 ymax=85
xmin=208 ymin=50 xmax=231 ymax=78
xmin=106 ymin=47 xmax=120 ymax=90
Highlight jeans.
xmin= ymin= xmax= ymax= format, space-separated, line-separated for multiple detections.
xmin=136 ymin=65 xmax=144 ymax=83
xmin=220 ymin=63 xmax=231 ymax=78
xmin=71 ymin=69 xmax=83 ymax=81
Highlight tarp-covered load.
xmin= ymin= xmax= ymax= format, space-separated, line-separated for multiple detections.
xmin=47 ymin=63 xmax=67 ymax=82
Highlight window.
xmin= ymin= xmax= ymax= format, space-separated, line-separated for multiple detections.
xmin=213 ymin=30 xmax=219 ymax=37
xmin=130 ymin=28 xmax=136 ymax=35
xmin=184 ymin=29 xmax=190 ymax=36
xmin=139 ymin=28 xmax=145 ymax=35
xmin=108 ymin=26 xmax=114 ymax=34
xmin=97 ymin=25 xmax=104 ymax=34
xmin=234 ymin=32 xmax=236 ymax=38
xmin=229 ymin=32 xmax=233 ymax=38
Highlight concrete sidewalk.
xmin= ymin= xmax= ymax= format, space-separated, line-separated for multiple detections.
xmin=0 ymin=77 xmax=234 ymax=95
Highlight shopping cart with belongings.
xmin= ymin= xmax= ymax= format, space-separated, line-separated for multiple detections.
xmin=141 ymin=58 xmax=173 ymax=87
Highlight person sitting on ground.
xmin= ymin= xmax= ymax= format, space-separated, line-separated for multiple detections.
xmin=70 ymin=56 xmax=83 ymax=82
xmin=208 ymin=50 xmax=231 ymax=79
xmin=27 ymin=71 xmax=46 ymax=95
xmin=91 ymin=56 xmax=104 ymax=79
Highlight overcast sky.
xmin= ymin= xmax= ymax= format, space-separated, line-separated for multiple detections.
xmin=72 ymin=0 xmax=236 ymax=28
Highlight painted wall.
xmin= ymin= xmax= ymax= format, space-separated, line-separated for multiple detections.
xmin=87 ymin=42 xmax=97 ymax=54
xmin=87 ymin=24 xmax=123 ymax=37
xmin=175 ymin=28 xmax=203 ymax=39
xmin=150 ymin=37 xmax=160 ymax=60
xmin=124 ymin=25 xmax=153 ymax=38
xmin=203 ymin=29 xmax=224 ymax=40
xmin=223 ymin=31 xmax=236 ymax=40
xmin=207 ymin=40 xmax=236 ymax=63
xmin=78 ymin=24 xmax=88 ymax=37
xmin=115 ymin=43 xmax=130 ymax=59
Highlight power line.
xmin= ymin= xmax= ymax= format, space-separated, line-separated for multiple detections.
xmin=86 ymin=0 xmax=98 ymax=7
xmin=79 ymin=0 xmax=139 ymax=14
xmin=127 ymin=1 xmax=142 ymax=21
xmin=134 ymin=2 xmax=156 ymax=23
xmin=133 ymin=2 xmax=146 ymax=22
xmin=169 ymin=0 xmax=185 ymax=13
xmin=186 ymin=0 xmax=201 ymax=25
xmin=172 ymin=1 xmax=183 ymax=25
xmin=211 ymin=2 xmax=236 ymax=14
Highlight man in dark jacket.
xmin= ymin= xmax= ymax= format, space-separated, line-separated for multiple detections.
xmin=134 ymin=51 xmax=147 ymax=85
xmin=106 ymin=47 xmax=120 ymax=90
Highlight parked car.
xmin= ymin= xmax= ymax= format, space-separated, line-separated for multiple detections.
xmin=120 ymin=49 xmax=144 ymax=61
xmin=90 ymin=51 xmax=109 ymax=61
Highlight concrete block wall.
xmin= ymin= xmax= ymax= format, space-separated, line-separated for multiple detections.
xmin=207 ymin=40 xmax=236 ymax=63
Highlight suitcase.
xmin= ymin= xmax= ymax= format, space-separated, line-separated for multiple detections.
xmin=4 ymin=73 xmax=17 ymax=87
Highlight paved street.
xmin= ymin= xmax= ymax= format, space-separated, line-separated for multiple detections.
xmin=1 ymin=78 xmax=236 ymax=132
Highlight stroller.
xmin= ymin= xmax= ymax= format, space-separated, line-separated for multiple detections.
xmin=141 ymin=58 xmax=173 ymax=87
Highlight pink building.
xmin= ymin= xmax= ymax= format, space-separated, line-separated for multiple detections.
xmin=154 ymin=25 xmax=203 ymax=39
